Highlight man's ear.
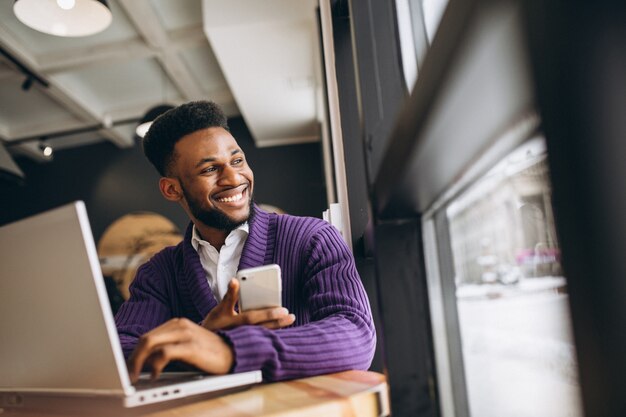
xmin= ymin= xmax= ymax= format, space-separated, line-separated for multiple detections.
xmin=159 ymin=177 xmax=183 ymax=201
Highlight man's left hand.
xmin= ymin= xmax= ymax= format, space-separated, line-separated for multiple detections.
xmin=201 ymin=278 xmax=295 ymax=331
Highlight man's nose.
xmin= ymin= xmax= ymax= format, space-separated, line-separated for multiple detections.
xmin=218 ymin=165 xmax=240 ymax=185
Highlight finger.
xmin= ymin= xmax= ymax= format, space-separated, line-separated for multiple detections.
xmin=144 ymin=331 xmax=234 ymax=376
xmin=221 ymin=279 xmax=240 ymax=312
xmin=260 ymin=314 xmax=296 ymax=329
xmin=280 ymin=313 xmax=296 ymax=327
xmin=128 ymin=320 xmax=195 ymax=381
xmin=147 ymin=349 xmax=168 ymax=381
xmin=240 ymin=307 xmax=289 ymax=326
xmin=145 ymin=344 xmax=192 ymax=381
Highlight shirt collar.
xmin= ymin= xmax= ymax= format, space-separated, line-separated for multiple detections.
xmin=191 ymin=222 xmax=249 ymax=251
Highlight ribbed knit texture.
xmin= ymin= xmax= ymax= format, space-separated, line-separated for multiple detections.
xmin=114 ymin=206 xmax=376 ymax=381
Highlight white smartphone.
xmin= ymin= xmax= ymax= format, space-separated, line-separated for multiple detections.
xmin=236 ymin=264 xmax=282 ymax=311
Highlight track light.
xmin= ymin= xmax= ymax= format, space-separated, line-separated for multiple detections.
xmin=39 ymin=142 xmax=53 ymax=158
xmin=13 ymin=0 xmax=112 ymax=37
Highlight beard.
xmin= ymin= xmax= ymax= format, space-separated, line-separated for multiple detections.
xmin=180 ymin=182 xmax=255 ymax=232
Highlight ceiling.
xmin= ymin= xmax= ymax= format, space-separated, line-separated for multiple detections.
xmin=0 ymin=0 xmax=322 ymax=164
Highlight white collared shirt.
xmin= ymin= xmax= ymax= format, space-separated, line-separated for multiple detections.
xmin=191 ymin=223 xmax=249 ymax=302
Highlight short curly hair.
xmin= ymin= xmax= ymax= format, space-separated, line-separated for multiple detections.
xmin=142 ymin=100 xmax=229 ymax=176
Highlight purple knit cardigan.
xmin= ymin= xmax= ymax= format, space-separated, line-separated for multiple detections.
xmin=114 ymin=206 xmax=376 ymax=381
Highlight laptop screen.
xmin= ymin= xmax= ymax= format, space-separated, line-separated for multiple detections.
xmin=0 ymin=201 xmax=131 ymax=394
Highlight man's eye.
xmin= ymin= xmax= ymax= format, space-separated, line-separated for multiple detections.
xmin=202 ymin=166 xmax=217 ymax=173
xmin=232 ymin=158 xmax=244 ymax=165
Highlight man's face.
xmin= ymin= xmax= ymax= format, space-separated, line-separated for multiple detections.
xmin=171 ymin=127 xmax=254 ymax=231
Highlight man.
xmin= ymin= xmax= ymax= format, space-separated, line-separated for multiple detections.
xmin=115 ymin=101 xmax=376 ymax=382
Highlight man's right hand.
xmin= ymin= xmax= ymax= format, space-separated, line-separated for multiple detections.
xmin=201 ymin=278 xmax=295 ymax=331
xmin=127 ymin=318 xmax=234 ymax=383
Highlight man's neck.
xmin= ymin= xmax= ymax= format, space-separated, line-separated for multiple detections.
xmin=194 ymin=223 xmax=228 ymax=250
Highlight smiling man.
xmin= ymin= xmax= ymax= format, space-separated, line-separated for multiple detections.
xmin=114 ymin=101 xmax=376 ymax=382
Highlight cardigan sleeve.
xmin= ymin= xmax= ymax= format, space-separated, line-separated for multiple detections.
xmin=219 ymin=223 xmax=376 ymax=381
xmin=114 ymin=256 xmax=174 ymax=358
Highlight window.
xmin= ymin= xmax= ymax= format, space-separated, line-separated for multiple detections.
xmin=445 ymin=137 xmax=583 ymax=417
xmin=395 ymin=0 xmax=450 ymax=91
xmin=422 ymin=0 xmax=449 ymax=42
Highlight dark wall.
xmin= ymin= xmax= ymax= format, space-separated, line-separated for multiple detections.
xmin=229 ymin=118 xmax=327 ymax=221
xmin=0 ymin=116 xmax=327 ymax=241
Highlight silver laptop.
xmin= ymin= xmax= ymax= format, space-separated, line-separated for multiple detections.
xmin=0 ymin=201 xmax=261 ymax=409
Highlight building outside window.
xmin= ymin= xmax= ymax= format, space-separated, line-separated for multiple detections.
xmin=446 ymin=137 xmax=583 ymax=417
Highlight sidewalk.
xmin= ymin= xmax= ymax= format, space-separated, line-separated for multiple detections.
xmin=456 ymin=276 xmax=567 ymax=300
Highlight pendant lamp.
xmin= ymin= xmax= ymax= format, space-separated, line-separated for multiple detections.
xmin=13 ymin=0 xmax=112 ymax=37
xmin=135 ymin=104 xmax=175 ymax=139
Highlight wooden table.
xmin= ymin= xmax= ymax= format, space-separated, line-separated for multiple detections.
xmin=1 ymin=371 xmax=389 ymax=417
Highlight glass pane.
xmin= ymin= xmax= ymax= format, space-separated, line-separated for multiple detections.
xmin=422 ymin=0 xmax=449 ymax=42
xmin=446 ymin=136 xmax=583 ymax=417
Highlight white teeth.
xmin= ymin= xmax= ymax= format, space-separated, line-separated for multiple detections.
xmin=217 ymin=193 xmax=243 ymax=203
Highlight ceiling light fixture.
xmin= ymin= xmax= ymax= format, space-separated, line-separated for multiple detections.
xmin=13 ymin=0 xmax=112 ymax=37
xmin=41 ymin=145 xmax=53 ymax=158
xmin=38 ymin=141 xmax=54 ymax=159
xmin=135 ymin=104 xmax=174 ymax=139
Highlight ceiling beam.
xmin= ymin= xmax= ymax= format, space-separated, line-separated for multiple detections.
xmin=43 ymin=83 xmax=132 ymax=147
xmin=103 ymin=86 xmax=235 ymax=122
xmin=38 ymin=38 xmax=154 ymax=74
xmin=0 ymin=67 xmax=17 ymax=80
xmin=37 ymin=25 xmax=209 ymax=75
xmin=255 ymin=134 xmax=320 ymax=148
xmin=98 ymin=128 xmax=134 ymax=148
xmin=169 ymin=24 xmax=210 ymax=50
xmin=117 ymin=0 xmax=206 ymax=101
xmin=0 ymin=124 xmax=10 ymax=140
xmin=0 ymin=26 xmax=134 ymax=148
xmin=7 ymin=118 xmax=90 ymax=141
